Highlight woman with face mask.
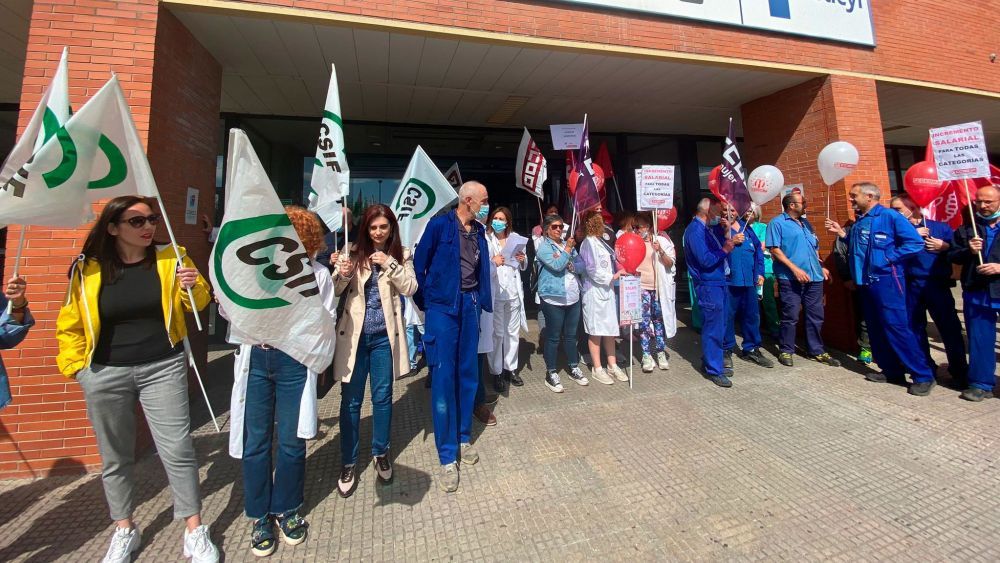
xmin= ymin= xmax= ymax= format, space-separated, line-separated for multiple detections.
xmin=485 ymin=207 xmax=528 ymax=392
xmin=634 ymin=212 xmax=676 ymax=373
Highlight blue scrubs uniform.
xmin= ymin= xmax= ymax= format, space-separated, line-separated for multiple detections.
xmin=845 ymin=205 xmax=933 ymax=382
xmin=903 ymin=219 xmax=967 ymax=379
xmin=684 ymin=218 xmax=730 ymax=375
xmin=719 ymin=221 xmax=764 ymax=353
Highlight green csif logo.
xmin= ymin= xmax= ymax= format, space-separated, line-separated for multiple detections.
xmin=213 ymin=213 xmax=319 ymax=310
xmin=393 ymin=178 xmax=436 ymax=220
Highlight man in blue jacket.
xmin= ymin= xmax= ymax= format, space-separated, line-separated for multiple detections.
xmin=889 ymin=195 xmax=967 ymax=386
xmin=413 ymin=181 xmax=493 ymax=492
xmin=717 ymin=205 xmax=773 ymax=368
xmin=949 ymin=184 xmax=1000 ymax=402
xmin=684 ymin=198 xmax=739 ymax=387
xmin=826 ymin=182 xmax=934 ymax=395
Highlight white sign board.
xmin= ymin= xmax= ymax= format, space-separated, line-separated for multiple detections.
xmin=550 ymin=0 xmax=875 ymax=46
xmin=549 ymin=123 xmax=584 ymax=150
xmin=619 ymin=275 xmax=643 ymax=326
xmin=637 ymin=165 xmax=675 ymax=210
xmin=185 ymin=187 xmax=199 ymax=225
xmin=780 ymin=183 xmax=804 ymax=200
xmin=930 ymin=121 xmax=990 ymax=181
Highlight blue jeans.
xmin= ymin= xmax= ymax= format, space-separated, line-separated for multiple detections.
xmin=725 ymin=285 xmax=762 ymax=353
xmin=243 ymin=347 xmax=307 ymax=519
xmin=340 ymin=330 xmax=393 ymax=466
xmin=426 ymin=291 xmax=481 ymax=465
xmin=963 ymin=299 xmax=997 ymax=391
xmin=406 ymin=324 xmax=424 ymax=369
xmin=777 ymin=279 xmax=825 ymax=356
xmin=539 ymin=300 xmax=581 ymax=371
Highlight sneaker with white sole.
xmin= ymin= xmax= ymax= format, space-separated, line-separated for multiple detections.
xmin=607 ymin=363 xmax=628 ymax=382
xmin=641 ymin=354 xmax=655 ymax=373
xmin=656 ymin=351 xmax=670 ymax=370
xmin=460 ymin=442 xmax=479 ymax=465
xmin=183 ymin=524 xmax=219 ymax=563
xmin=591 ymin=366 xmax=614 ymax=385
xmin=103 ymin=526 xmax=140 ymax=563
xmin=544 ymin=370 xmax=564 ymax=393
xmin=439 ymin=462 xmax=460 ymax=493
xmin=567 ymin=366 xmax=589 ymax=386
xmin=373 ymin=454 xmax=393 ymax=483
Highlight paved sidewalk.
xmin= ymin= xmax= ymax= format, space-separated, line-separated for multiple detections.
xmin=2 ymin=316 xmax=999 ymax=562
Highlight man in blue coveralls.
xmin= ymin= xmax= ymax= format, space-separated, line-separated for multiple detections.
xmin=949 ymin=184 xmax=1000 ymax=402
xmin=716 ymin=204 xmax=774 ymax=368
xmin=767 ymin=193 xmax=840 ymax=368
xmin=414 ymin=181 xmax=493 ymax=492
xmin=889 ymin=195 xmax=968 ymax=386
xmin=826 ymin=182 xmax=934 ymax=396
xmin=684 ymin=198 xmax=740 ymax=387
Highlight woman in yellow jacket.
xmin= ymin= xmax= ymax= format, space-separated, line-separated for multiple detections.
xmin=56 ymin=196 xmax=218 ymax=563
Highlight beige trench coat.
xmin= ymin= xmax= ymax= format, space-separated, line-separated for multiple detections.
xmin=332 ymin=247 xmax=417 ymax=383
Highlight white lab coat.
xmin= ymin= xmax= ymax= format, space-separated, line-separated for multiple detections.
xmin=652 ymin=235 xmax=678 ymax=339
xmin=580 ymin=236 xmax=619 ymax=337
xmin=228 ymin=262 xmax=336 ymax=459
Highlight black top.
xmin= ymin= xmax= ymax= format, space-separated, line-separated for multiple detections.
xmin=93 ymin=261 xmax=181 ymax=366
xmin=459 ymin=222 xmax=480 ymax=291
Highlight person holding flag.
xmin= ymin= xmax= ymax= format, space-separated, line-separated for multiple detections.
xmin=413 ymin=181 xmax=492 ymax=493
xmin=948 ymin=184 xmax=1000 ymax=402
xmin=56 ymin=196 xmax=218 ymax=563
xmin=0 ymin=275 xmax=33 ymax=411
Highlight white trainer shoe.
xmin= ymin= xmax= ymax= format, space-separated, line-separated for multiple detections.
xmin=183 ymin=524 xmax=220 ymax=563
xmin=641 ymin=354 xmax=655 ymax=373
xmin=656 ymin=351 xmax=670 ymax=370
xmin=103 ymin=526 xmax=140 ymax=563
xmin=591 ymin=367 xmax=614 ymax=385
xmin=607 ymin=363 xmax=628 ymax=382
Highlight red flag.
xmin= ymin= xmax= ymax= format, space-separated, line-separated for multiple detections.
xmin=565 ymin=150 xmax=575 ymax=192
xmin=595 ymin=142 xmax=614 ymax=179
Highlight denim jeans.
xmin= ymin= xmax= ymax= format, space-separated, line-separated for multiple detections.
xmin=243 ymin=347 xmax=307 ymax=519
xmin=539 ymin=300 xmax=581 ymax=371
xmin=340 ymin=330 xmax=393 ymax=466
xmin=405 ymin=324 xmax=424 ymax=369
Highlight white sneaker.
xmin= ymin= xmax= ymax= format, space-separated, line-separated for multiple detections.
xmin=641 ymin=354 xmax=655 ymax=373
xmin=591 ymin=367 xmax=614 ymax=385
xmin=567 ymin=366 xmax=589 ymax=386
xmin=183 ymin=525 xmax=219 ymax=563
xmin=103 ymin=526 xmax=140 ymax=563
xmin=607 ymin=363 xmax=628 ymax=382
xmin=656 ymin=351 xmax=670 ymax=371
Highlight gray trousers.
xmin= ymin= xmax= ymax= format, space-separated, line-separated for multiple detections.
xmin=78 ymin=351 xmax=202 ymax=521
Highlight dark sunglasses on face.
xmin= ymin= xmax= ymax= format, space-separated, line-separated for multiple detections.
xmin=550 ymin=224 xmax=564 ymax=231
xmin=119 ymin=214 xmax=161 ymax=228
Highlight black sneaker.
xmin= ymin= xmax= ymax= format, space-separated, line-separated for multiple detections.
xmin=703 ymin=373 xmax=733 ymax=388
xmin=723 ymin=350 xmax=734 ymax=369
xmin=865 ymin=371 xmax=887 ymax=383
xmin=960 ymin=387 xmax=992 ymax=402
xmin=337 ymin=464 xmax=358 ymax=498
xmin=777 ymin=353 xmax=793 ymax=367
xmin=809 ymin=352 xmax=841 ymax=367
xmin=544 ymin=371 xmax=564 ymax=393
xmin=276 ymin=511 xmax=308 ymax=546
xmin=373 ymin=454 xmax=393 ymax=483
xmin=250 ymin=516 xmax=276 ymax=557
xmin=493 ymin=372 xmax=507 ymax=393
xmin=740 ymin=348 xmax=774 ymax=368
xmin=508 ymin=370 xmax=524 ymax=387
xmin=908 ymin=380 xmax=935 ymax=396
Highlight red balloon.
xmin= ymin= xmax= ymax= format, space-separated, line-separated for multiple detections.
xmin=614 ymin=232 xmax=646 ymax=275
xmin=657 ymin=208 xmax=678 ymax=232
xmin=569 ymin=163 xmax=605 ymax=196
xmin=904 ymin=161 xmax=947 ymax=208
xmin=708 ymin=165 xmax=724 ymax=202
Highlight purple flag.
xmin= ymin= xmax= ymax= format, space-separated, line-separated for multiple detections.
xmin=719 ymin=118 xmax=752 ymax=215
xmin=573 ymin=115 xmax=601 ymax=213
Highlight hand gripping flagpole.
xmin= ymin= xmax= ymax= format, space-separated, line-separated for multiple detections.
xmin=962 ymin=178 xmax=984 ymax=265
xmin=4 ymin=227 xmax=27 ymax=316
xmin=153 ymin=197 xmax=203 ymax=331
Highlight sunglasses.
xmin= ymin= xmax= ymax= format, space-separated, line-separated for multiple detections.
xmin=119 ymin=214 xmax=161 ymax=229
xmin=550 ymin=224 xmax=564 ymax=231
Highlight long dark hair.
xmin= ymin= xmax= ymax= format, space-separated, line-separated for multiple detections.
xmin=487 ymin=206 xmax=513 ymax=236
xmin=354 ymin=204 xmax=404 ymax=269
xmin=80 ymin=195 xmax=157 ymax=283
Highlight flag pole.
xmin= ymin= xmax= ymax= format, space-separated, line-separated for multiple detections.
xmin=962 ymin=178 xmax=984 ymax=265
xmin=184 ymin=337 xmax=220 ymax=432
xmin=153 ymin=196 xmax=204 ymax=331
xmin=610 ymin=175 xmax=625 ymax=212
xmin=4 ymin=226 xmax=27 ymax=316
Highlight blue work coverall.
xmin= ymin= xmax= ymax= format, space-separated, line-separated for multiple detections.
xmin=684 ymin=218 xmax=730 ymax=375
xmin=843 ymin=204 xmax=932 ymax=382
xmin=413 ymin=211 xmax=493 ymax=466
xmin=903 ymin=219 xmax=967 ymax=380
xmin=949 ymin=219 xmax=1000 ymax=393
xmin=717 ymin=220 xmax=765 ymax=354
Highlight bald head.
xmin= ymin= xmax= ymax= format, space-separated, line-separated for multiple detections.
xmin=975 ymin=184 xmax=1000 ymax=220
xmin=457 ymin=180 xmax=489 ymax=224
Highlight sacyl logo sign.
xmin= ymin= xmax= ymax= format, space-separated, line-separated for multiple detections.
xmin=768 ymin=0 xmax=865 ymax=19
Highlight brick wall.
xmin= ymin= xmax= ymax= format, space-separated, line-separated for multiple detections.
xmin=232 ymin=0 xmax=998 ymax=94
xmin=0 ymin=0 xmax=220 ymax=479
xmin=741 ymin=75 xmax=889 ymax=353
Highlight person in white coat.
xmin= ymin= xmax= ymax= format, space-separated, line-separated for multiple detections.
xmin=634 ymin=212 xmax=677 ymax=373
xmin=579 ymin=210 xmax=628 ymax=385
xmin=227 ymin=206 xmax=334 ymax=557
xmin=485 ymin=207 xmax=528 ymax=392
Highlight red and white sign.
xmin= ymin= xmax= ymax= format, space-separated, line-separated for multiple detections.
xmin=930 ymin=121 xmax=990 ymax=181
xmin=515 ymin=128 xmax=547 ymax=199
xmin=636 ymin=165 xmax=674 ymax=210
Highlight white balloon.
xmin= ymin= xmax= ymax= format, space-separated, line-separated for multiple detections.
xmin=747 ymin=165 xmax=785 ymax=206
xmin=817 ymin=141 xmax=859 ymax=185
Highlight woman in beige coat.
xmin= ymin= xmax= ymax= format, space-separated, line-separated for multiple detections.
xmin=332 ymin=204 xmax=417 ymax=498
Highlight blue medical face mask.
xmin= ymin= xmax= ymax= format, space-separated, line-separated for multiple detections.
xmin=709 ymin=216 xmax=721 ymax=226
xmin=976 ymin=209 xmax=1000 ymax=221
xmin=491 ymin=219 xmax=507 ymax=233
xmin=476 ymin=204 xmax=490 ymax=222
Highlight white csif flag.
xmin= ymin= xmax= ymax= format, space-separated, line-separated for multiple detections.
xmin=212 ymin=129 xmax=336 ymax=374
xmin=0 ymin=48 xmax=86 ymax=226
xmin=391 ymin=146 xmax=458 ymax=247
xmin=308 ymin=64 xmax=349 ymax=232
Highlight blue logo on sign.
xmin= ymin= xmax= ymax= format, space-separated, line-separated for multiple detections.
xmin=768 ymin=0 xmax=791 ymax=19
